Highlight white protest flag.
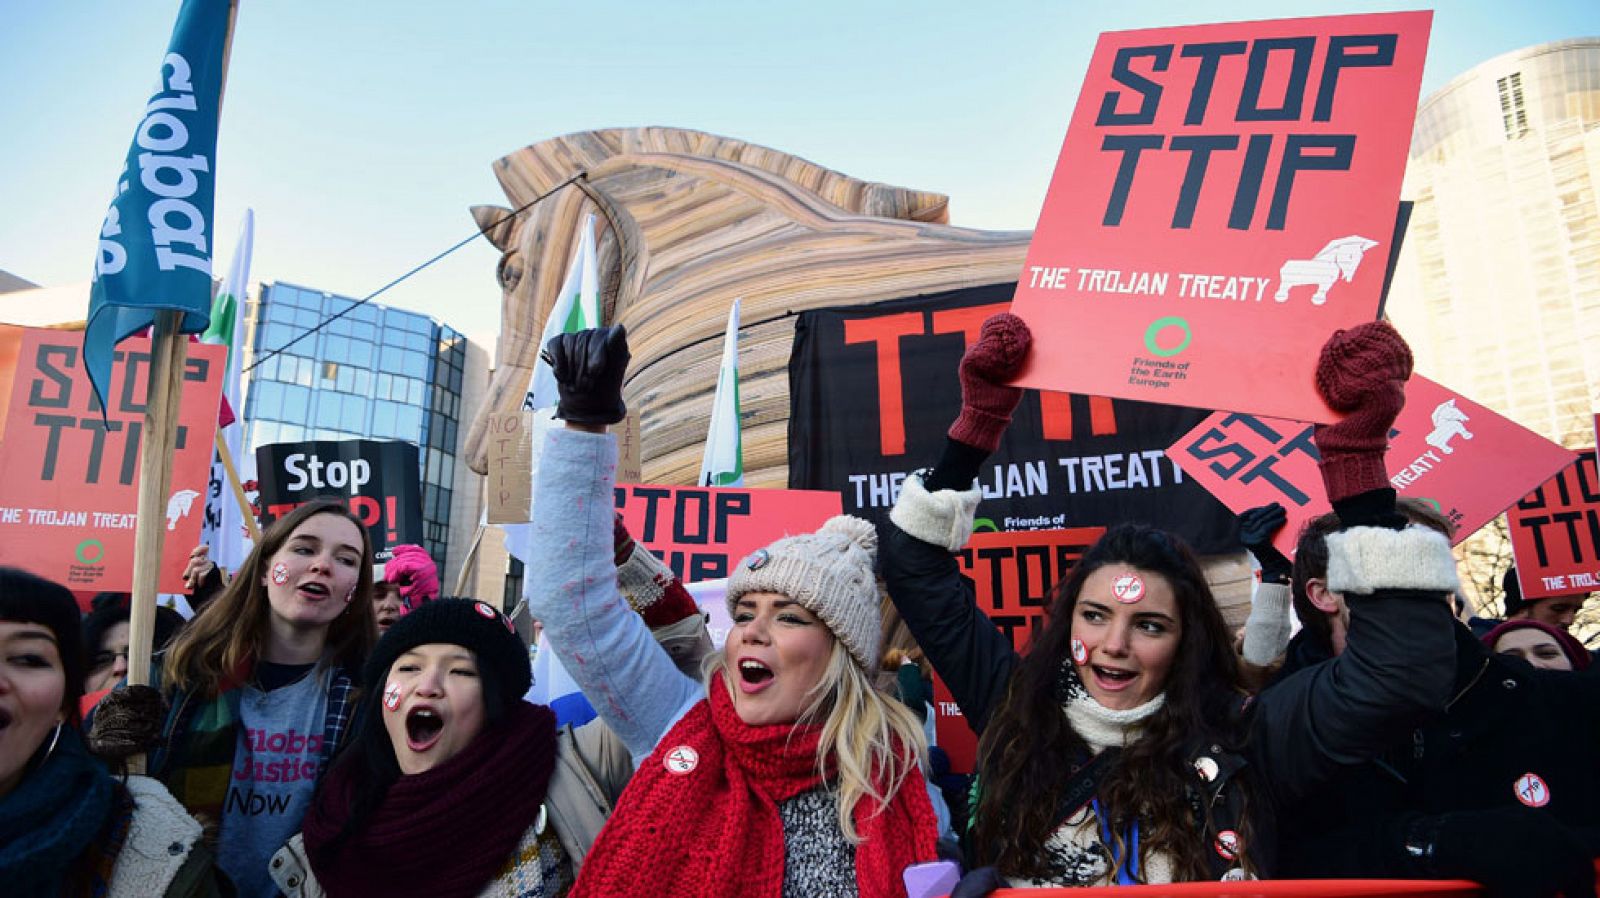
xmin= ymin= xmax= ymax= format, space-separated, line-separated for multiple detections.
xmin=698 ymin=298 xmax=744 ymax=487
xmin=505 ymin=214 xmax=602 ymax=564
xmin=199 ymin=210 xmax=255 ymax=572
xmin=522 ymin=213 xmax=601 ymax=410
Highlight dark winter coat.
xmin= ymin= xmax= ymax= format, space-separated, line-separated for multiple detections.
xmin=1272 ymin=622 xmax=1600 ymax=876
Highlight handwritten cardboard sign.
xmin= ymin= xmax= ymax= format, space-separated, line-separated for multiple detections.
xmin=1009 ymin=12 xmax=1430 ymax=422
xmin=930 ymin=527 xmax=1104 ymax=773
xmin=0 ymin=327 xmax=224 ymax=591
xmin=485 ymin=410 xmax=535 ymax=523
xmin=1509 ymin=447 xmax=1600 ymax=600
xmin=1167 ymin=375 xmax=1574 ymax=555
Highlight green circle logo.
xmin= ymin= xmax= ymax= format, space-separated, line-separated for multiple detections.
xmin=1415 ymin=497 xmax=1443 ymax=514
xmin=1144 ymin=316 xmax=1193 ymax=357
xmin=75 ymin=539 xmax=106 ymax=565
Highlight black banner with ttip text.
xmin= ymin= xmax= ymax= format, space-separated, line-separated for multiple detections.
xmin=255 ymin=440 xmax=423 ymax=563
xmin=787 ymin=284 xmax=1240 ymax=554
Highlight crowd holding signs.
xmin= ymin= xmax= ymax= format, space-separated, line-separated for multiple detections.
xmin=8 ymin=5 xmax=1600 ymax=898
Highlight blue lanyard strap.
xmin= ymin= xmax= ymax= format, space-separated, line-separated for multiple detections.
xmin=1092 ymin=798 xmax=1141 ymax=886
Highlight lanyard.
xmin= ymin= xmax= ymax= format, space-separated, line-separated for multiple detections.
xmin=1092 ymin=798 xmax=1141 ymax=886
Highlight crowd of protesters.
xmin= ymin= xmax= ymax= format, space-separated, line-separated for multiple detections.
xmin=1 ymin=317 xmax=1595 ymax=898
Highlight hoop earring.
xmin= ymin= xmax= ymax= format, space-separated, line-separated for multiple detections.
xmin=42 ymin=720 xmax=63 ymax=765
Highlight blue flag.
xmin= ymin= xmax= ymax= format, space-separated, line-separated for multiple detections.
xmin=84 ymin=0 xmax=231 ymax=412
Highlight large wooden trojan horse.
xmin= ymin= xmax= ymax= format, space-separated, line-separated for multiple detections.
xmin=463 ymin=127 xmax=1251 ymax=621
xmin=462 ymin=126 xmax=1031 ymax=488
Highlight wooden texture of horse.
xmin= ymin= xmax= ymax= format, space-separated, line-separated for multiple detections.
xmin=465 ymin=127 xmax=1030 ymax=488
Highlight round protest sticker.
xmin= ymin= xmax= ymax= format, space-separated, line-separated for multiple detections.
xmin=664 ymin=745 xmax=700 ymax=775
xmin=1111 ymin=574 xmax=1146 ymax=604
xmin=475 ymin=602 xmax=498 ymax=620
xmin=1214 ymin=829 xmax=1241 ymax=861
xmin=270 ymin=562 xmax=291 ymax=586
xmin=1194 ymin=757 xmax=1219 ymax=783
xmin=1514 ymin=772 xmax=1550 ymax=808
xmin=383 ymin=682 xmax=403 ymax=712
xmin=1070 ymin=638 xmax=1088 ymax=665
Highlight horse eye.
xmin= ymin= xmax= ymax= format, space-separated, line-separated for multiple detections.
xmin=497 ymin=254 xmax=523 ymax=291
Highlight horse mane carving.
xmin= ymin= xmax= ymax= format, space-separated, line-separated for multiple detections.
xmin=463 ymin=127 xmax=1031 ymax=487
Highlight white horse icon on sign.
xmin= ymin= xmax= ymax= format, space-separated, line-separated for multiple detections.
xmin=1274 ymin=236 xmax=1380 ymax=306
xmin=1425 ymin=399 xmax=1473 ymax=455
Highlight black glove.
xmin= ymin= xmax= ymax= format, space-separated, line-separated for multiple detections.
xmin=542 ymin=325 xmax=630 ymax=426
xmin=87 ymin=684 xmax=167 ymax=761
xmin=950 ymin=867 xmax=1007 ymax=898
xmin=1238 ymin=503 xmax=1291 ymax=582
xmin=1415 ymin=806 xmax=1595 ymax=898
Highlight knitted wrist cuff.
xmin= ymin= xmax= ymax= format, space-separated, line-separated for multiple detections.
xmin=1242 ymin=582 xmax=1293 ymax=666
xmin=948 ymin=406 xmax=1011 ymax=455
xmin=1326 ymin=526 xmax=1460 ymax=596
xmin=1319 ymin=452 xmax=1392 ymax=506
xmin=617 ymin=543 xmax=699 ymax=626
xmin=889 ymin=472 xmax=981 ymax=553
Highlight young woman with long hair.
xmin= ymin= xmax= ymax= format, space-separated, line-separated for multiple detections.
xmin=882 ymin=315 xmax=1461 ymax=886
xmin=525 ymin=326 xmax=939 ymax=898
xmin=92 ymin=499 xmax=377 ymax=898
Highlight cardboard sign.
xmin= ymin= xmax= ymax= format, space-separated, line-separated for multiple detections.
xmin=255 ymin=439 xmax=423 ymax=562
xmin=1009 ymin=12 xmax=1431 ymax=422
xmin=490 ymin=412 xmax=639 ymax=524
xmin=789 ymin=285 xmax=1240 ymax=554
xmin=0 ymin=327 xmax=225 ymax=591
xmin=1509 ymin=448 xmax=1600 ymax=599
xmin=1167 ymin=375 xmax=1575 ymax=555
xmin=613 ymin=483 xmax=842 ymax=583
xmin=928 ymin=527 xmax=1104 ymax=774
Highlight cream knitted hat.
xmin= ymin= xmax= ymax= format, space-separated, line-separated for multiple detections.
xmin=726 ymin=515 xmax=882 ymax=671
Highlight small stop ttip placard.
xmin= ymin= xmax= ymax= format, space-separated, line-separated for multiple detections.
xmin=1009 ymin=11 xmax=1431 ymax=423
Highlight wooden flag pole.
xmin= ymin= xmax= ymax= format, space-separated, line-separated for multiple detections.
xmin=126 ymin=310 xmax=190 ymax=692
xmin=214 ymin=430 xmax=260 ymax=540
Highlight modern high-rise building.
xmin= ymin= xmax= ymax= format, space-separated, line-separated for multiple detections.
xmin=240 ymin=282 xmax=490 ymax=587
xmin=1386 ymin=38 xmax=1600 ymax=612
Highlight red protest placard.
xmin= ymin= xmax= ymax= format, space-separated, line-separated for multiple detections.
xmin=0 ymin=328 xmax=225 ymax=592
xmin=928 ymin=527 xmax=1104 ymax=774
xmin=1167 ymin=375 xmax=1574 ymax=555
xmin=613 ymin=483 xmax=843 ymax=583
xmin=1508 ymin=448 xmax=1600 ymax=600
xmin=1010 ymin=12 xmax=1430 ymax=422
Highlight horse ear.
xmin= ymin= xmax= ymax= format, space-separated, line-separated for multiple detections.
xmin=472 ymin=205 xmax=517 ymax=252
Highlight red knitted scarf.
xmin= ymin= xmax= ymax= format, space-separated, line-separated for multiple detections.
xmin=302 ymin=701 xmax=558 ymax=898
xmin=573 ymin=673 xmax=938 ymax=898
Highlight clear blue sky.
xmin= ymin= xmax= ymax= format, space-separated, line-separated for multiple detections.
xmin=1 ymin=1 xmax=1594 ymax=347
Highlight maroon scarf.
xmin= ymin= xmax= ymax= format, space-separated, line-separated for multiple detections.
xmin=573 ymin=673 xmax=938 ymax=898
xmin=302 ymin=701 xmax=558 ymax=898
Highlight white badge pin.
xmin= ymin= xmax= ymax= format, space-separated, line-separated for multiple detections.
xmin=665 ymin=745 xmax=700 ymax=775
xmin=1514 ymin=772 xmax=1550 ymax=808
xmin=1111 ymin=573 xmax=1145 ymax=604
xmin=1195 ymin=757 xmax=1219 ymax=782
xmin=1214 ymin=829 xmax=1241 ymax=860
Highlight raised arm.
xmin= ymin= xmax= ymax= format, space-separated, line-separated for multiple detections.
xmin=881 ymin=313 xmax=1032 ymax=733
xmin=527 ymin=326 xmax=699 ymax=761
xmin=1252 ymin=322 xmax=1457 ymax=805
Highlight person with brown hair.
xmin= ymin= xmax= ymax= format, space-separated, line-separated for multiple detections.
xmin=91 ymin=499 xmax=377 ymax=898
xmin=883 ymin=316 xmax=1459 ymax=888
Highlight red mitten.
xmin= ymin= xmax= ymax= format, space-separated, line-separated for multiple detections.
xmin=384 ymin=544 xmax=440 ymax=606
xmin=949 ymin=313 xmax=1033 ymax=453
xmin=1312 ymin=321 xmax=1413 ymax=503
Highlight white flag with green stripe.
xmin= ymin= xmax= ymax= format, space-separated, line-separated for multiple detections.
xmin=699 ymin=299 xmax=744 ymax=488
xmin=199 ymin=210 xmax=254 ymax=572
xmin=522 ymin=213 xmax=601 ymax=411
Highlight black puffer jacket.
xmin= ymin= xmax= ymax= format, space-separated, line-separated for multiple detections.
xmin=1273 ymin=621 xmax=1600 ymax=879
xmin=881 ymin=474 xmax=1459 ymax=881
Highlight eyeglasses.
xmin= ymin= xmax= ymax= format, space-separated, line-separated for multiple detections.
xmin=90 ymin=649 xmax=131 ymax=670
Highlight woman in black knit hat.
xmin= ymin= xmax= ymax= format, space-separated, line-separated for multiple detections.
xmin=270 ymin=598 xmax=632 ymax=898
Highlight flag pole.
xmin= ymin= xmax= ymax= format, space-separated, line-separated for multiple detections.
xmin=126 ymin=0 xmax=242 ymax=725
xmin=214 ymin=430 xmax=260 ymax=540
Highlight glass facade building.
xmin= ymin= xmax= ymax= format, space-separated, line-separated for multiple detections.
xmin=242 ymin=282 xmax=469 ymax=569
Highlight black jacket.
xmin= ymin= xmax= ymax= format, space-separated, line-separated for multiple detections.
xmin=1273 ymin=622 xmax=1600 ymax=877
xmin=880 ymin=518 xmax=1458 ymax=879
